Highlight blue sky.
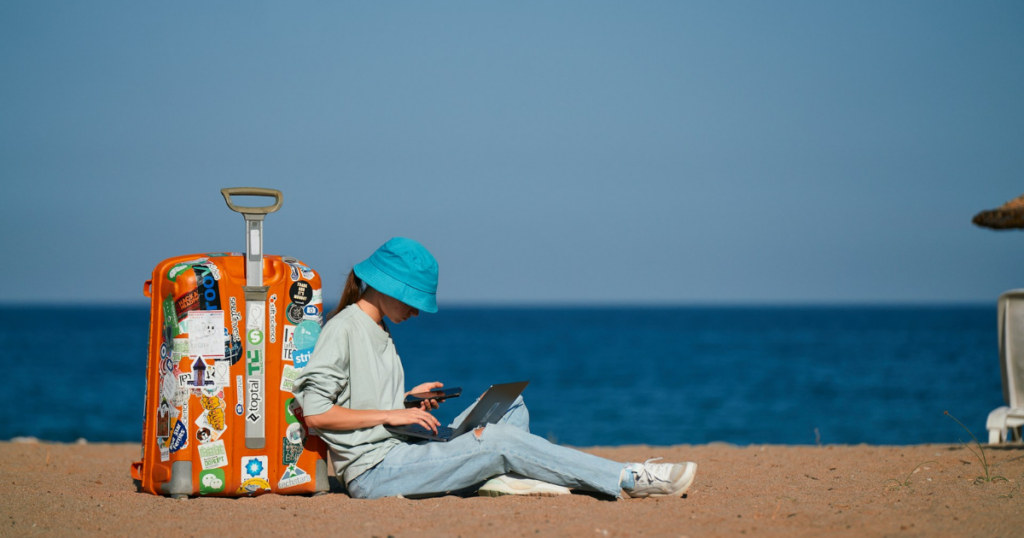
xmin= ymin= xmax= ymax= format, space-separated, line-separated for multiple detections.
xmin=1 ymin=1 xmax=1022 ymax=305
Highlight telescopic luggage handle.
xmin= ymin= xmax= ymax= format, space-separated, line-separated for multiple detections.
xmin=221 ymin=187 xmax=282 ymax=450
xmin=220 ymin=187 xmax=283 ymax=215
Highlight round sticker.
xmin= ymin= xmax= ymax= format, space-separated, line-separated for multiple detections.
xmin=286 ymin=303 xmax=304 ymax=325
xmin=286 ymin=422 xmax=305 ymax=444
xmin=290 ymin=281 xmax=312 ymax=306
xmin=247 ymin=329 xmax=264 ymax=346
xmin=293 ymin=320 xmax=321 ymax=350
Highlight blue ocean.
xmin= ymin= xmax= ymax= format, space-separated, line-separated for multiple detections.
xmin=2 ymin=305 xmax=1003 ymax=446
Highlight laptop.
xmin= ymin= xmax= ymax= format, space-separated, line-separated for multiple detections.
xmin=385 ymin=381 xmax=529 ymax=442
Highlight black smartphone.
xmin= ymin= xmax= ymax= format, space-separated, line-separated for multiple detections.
xmin=404 ymin=387 xmax=462 ymax=408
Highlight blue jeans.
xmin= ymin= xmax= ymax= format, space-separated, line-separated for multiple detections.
xmin=346 ymin=396 xmax=626 ymax=499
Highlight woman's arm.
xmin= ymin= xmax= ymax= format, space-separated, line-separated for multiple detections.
xmin=305 ymin=405 xmax=441 ymax=433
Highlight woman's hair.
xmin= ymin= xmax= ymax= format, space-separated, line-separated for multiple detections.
xmin=327 ymin=269 xmax=365 ymax=320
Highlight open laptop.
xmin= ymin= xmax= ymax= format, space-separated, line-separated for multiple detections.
xmin=385 ymin=381 xmax=529 ymax=442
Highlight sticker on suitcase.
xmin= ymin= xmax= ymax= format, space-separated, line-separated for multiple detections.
xmin=278 ymin=464 xmax=310 ymax=490
xmin=237 ymin=456 xmax=271 ymax=494
xmin=169 ymin=400 xmax=189 ymax=453
xmin=269 ymin=294 xmax=278 ymax=344
xmin=198 ymin=440 xmax=228 ymax=470
xmin=180 ymin=357 xmax=229 ymax=390
xmin=187 ymin=311 xmax=225 ymax=356
xmin=280 ymin=364 xmax=299 ymax=393
xmin=199 ymin=468 xmax=226 ymax=495
xmin=195 ymin=392 xmax=227 ymax=443
xmin=282 ymin=435 xmax=303 ymax=466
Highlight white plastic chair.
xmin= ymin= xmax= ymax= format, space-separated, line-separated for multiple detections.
xmin=987 ymin=290 xmax=1024 ymax=443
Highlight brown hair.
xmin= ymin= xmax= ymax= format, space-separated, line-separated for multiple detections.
xmin=327 ymin=269 xmax=365 ymax=320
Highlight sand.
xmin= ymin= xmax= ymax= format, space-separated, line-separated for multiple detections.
xmin=2 ymin=440 xmax=1023 ymax=538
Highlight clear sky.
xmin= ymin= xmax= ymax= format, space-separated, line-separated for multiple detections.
xmin=1 ymin=1 xmax=1022 ymax=305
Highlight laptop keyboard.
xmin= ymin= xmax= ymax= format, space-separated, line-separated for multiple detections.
xmin=405 ymin=424 xmax=454 ymax=438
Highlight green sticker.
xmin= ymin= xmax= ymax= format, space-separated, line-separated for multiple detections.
xmin=199 ymin=468 xmax=226 ymax=495
xmin=285 ymin=398 xmax=297 ymax=425
xmin=162 ymin=295 xmax=180 ymax=337
xmin=247 ymin=329 xmax=264 ymax=346
xmin=167 ymin=264 xmax=190 ymax=282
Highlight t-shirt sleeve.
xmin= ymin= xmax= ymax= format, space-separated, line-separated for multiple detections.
xmin=291 ymin=321 xmax=350 ymax=417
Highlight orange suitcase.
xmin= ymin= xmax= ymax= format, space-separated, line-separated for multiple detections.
xmin=131 ymin=188 xmax=329 ymax=498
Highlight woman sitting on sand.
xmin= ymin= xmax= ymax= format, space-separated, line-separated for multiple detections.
xmin=292 ymin=237 xmax=697 ymax=499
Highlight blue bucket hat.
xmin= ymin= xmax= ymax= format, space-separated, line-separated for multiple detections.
xmin=353 ymin=237 xmax=439 ymax=313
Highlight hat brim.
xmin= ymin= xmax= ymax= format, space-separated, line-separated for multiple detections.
xmin=354 ymin=259 xmax=438 ymax=314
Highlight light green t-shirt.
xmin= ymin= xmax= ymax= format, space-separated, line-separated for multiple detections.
xmin=291 ymin=304 xmax=405 ymax=485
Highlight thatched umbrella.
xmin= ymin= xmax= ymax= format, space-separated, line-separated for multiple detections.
xmin=973 ymin=194 xmax=1024 ymax=230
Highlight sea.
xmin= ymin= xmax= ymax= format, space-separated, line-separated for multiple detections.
xmin=0 ymin=305 xmax=1004 ymax=447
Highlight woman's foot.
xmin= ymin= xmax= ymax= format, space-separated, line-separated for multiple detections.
xmin=620 ymin=459 xmax=697 ymax=498
xmin=478 ymin=473 xmax=572 ymax=497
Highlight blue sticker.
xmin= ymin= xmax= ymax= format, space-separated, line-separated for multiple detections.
xmin=169 ymin=420 xmax=188 ymax=453
xmin=236 ymin=403 xmax=244 ymax=416
xmin=293 ymin=321 xmax=320 ymax=350
xmin=293 ymin=347 xmax=313 ymax=369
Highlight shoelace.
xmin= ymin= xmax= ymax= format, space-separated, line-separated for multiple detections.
xmin=634 ymin=457 xmax=671 ymax=485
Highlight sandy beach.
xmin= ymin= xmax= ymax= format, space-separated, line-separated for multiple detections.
xmin=3 ymin=441 xmax=1023 ymax=537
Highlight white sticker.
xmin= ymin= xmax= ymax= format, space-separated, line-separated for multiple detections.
xmin=278 ymin=464 xmax=311 ymax=489
xmin=187 ymin=311 xmax=225 ymax=356
xmin=249 ymin=229 xmax=261 ymax=255
xmin=211 ymin=359 xmax=230 ymax=388
xmin=247 ymin=304 xmax=264 ymax=331
xmin=159 ymin=439 xmax=170 ymax=462
xmin=173 ymin=339 xmax=190 ymax=354
xmin=198 ymin=440 xmax=228 ymax=470
xmin=247 ymin=378 xmax=262 ymax=423
xmin=280 ymin=364 xmax=299 ymax=393
xmin=311 ymin=288 xmax=323 ymax=306
xmin=282 ymin=325 xmax=296 ymax=362
xmin=269 ymin=295 xmax=278 ymax=344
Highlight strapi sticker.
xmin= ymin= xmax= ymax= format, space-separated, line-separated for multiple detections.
xmin=199 ymin=468 xmax=225 ymax=495
xmin=292 ymin=347 xmax=313 ymax=370
xmin=198 ymin=440 xmax=228 ymax=470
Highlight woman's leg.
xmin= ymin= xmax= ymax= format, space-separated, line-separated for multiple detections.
xmin=346 ymin=422 xmax=625 ymax=500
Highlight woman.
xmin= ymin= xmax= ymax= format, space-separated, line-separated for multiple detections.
xmin=292 ymin=237 xmax=697 ymax=500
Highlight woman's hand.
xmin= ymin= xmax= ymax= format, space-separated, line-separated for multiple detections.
xmin=385 ymin=407 xmax=441 ymax=434
xmin=407 ymin=381 xmax=444 ymax=410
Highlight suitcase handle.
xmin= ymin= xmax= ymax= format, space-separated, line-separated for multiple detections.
xmin=143 ymin=280 xmax=152 ymax=298
xmin=221 ymin=187 xmax=284 ymax=215
xmin=130 ymin=461 xmax=143 ymax=481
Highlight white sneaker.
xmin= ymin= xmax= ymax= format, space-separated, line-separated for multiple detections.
xmin=621 ymin=459 xmax=697 ymax=498
xmin=478 ymin=473 xmax=572 ymax=497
